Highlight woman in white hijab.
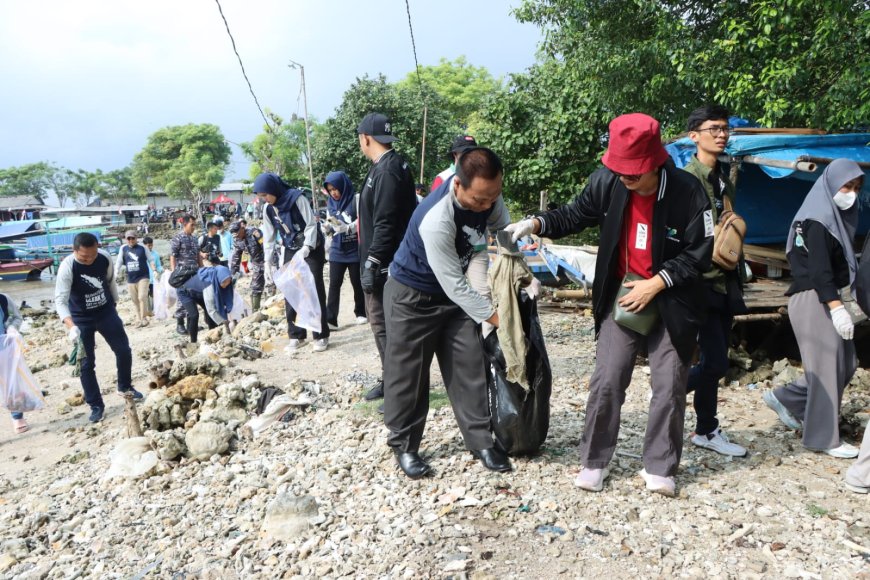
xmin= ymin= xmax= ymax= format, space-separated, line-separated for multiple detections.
xmin=763 ymin=158 xmax=865 ymax=458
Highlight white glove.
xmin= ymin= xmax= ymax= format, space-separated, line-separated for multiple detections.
xmin=505 ymin=219 xmax=538 ymax=243
xmin=6 ymin=327 xmax=20 ymax=339
xmin=298 ymin=246 xmax=311 ymax=260
xmin=68 ymin=326 xmax=81 ymax=343
xmin=830 ymin=306 xmax=854 ymax=340
xmin=524 ymin=277 xmax=542 ymax=300
xmin=333 ymin=224 xmax=349 ymax=235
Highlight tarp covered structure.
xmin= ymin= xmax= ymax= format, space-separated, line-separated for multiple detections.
xmin=211 ymin=194 xmax=234 ymax=204
xmin=666 ymin=133 xmax=870 ymax=244
xmin=0 ymin=221 xmax=42 ymax=241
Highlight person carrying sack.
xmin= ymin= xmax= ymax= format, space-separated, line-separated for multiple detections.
xmin=505 ymin=113 xmax=713 ymax=497
xmin=0 ymin=293 xmax=30 ymax=434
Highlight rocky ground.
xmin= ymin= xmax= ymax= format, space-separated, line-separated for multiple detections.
xmin=0 ymin=274 xmax=869 ymax=579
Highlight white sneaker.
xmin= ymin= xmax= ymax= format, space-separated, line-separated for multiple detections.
xmin=691 ymin=428 xmax=747 ymax=457
xmin=762 ymin=390 xmax=802 ymax=430
xmin=287 ymin=338 xmax=306 ymax=350
xmin=328 ymin=322 xmax=339 ymax=330
xmin=821 ymin=443 xmax=859 ymax=459
xmin=355 ymin=316 xmax=368 ymax=325
xmin=312 ymin=338 xmax=329 ymax=352
xmin=845 ymin=481 xmax=869 ymax=494
xmin=574 ymin=467 xmax=609 ymax=492
xmin=639 ymin=469 xmax=676 ymax=497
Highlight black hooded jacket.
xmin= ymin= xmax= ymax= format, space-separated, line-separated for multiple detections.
xmin=538 ymin=162 xmax=713 ymax=362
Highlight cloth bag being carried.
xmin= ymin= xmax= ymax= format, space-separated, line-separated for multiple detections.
xmin=273 ymin=251 xmax=321 ymax=333
xmin=0 ymin=333 xmax=45 ymax=413
xmin=612 ymin=272 xmax=660 ymax=335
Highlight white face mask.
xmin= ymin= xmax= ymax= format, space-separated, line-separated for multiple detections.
xmin=833 ymin=190 xmax=857 ymax=211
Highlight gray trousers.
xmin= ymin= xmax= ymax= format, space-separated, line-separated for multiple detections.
xmin=581 ymin=313 xmax=688 ymax=477
xmin=364 ymin=286 xmax=386 ymax=368
xmin=774 ymin=290 xmax=857 ymax=450
xmin=846 ymin=425 xmax=870 ymax=488
xmin=383 ymin=278 xmax=493 ymax=453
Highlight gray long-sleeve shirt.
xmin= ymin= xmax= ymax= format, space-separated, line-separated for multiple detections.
xmin=0 ymin=294 xmax=23 ymax=332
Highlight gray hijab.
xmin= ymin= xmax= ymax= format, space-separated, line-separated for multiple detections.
xmin=786 ymin=158 xmax=864 ymax=288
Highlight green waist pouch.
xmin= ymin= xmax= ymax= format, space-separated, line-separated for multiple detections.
xmin=612 ymin=273 xmax=660 ymax=336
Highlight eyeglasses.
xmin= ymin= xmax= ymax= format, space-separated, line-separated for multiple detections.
xmin=694 ymin=126 xmax=730 ymax=136
xmin=611 ymin=170 xmax=642 ymax=182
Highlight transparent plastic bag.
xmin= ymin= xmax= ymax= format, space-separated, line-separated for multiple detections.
xmin=228 ymin=290 xmax=249 ymax=322
xmin=153 ymin=271 xmax=176 ymax=320
xmin=103 ymin=437 xmax=158 ymax=480
xmin=273 ymin=252 xmax=321 ymax=333
xmin=0 ymin=333 xmax=46 ymax=413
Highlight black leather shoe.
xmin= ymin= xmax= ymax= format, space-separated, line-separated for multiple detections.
xmin=176 ymin=322 xmax=187 ymax=335
xmin=377 ymin=402 xmax=384 ymax=415
xmin=364 ymin=380 xmax=384 ymax=401
xmin=395 ymin=451 xmax=433 ymax=479
xmin=472 ymin=447 xmax=512 ymax=472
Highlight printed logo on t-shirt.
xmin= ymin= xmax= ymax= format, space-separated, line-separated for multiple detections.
xmin=81 ymin=274 xmax=107 ymax=310
xmin=703 ymin=210 xmax=715 ymax=237
xmin=635 ymin=223 xmax=648 ymax=250
xmin=126 ymin=252 xmax=141 ymax=272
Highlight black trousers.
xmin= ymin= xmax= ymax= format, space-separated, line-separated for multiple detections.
xmin=686 ymin=288 xmax=732 ymax=435
xmin=382 ymin=278 xmax=493 ymax=453
xmin=283 ymin=245 xmax=330 ymax=340
xmin=327 ymin=261 xmax=366 ymax=325
xmin=178 ymin=288 xmax=217 ymax=343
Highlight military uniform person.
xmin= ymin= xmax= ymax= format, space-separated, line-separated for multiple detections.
xmin=229 ymin=221 xmax=265 ymax=310
xmin=170 ymin=215 xmax=202 ymax=334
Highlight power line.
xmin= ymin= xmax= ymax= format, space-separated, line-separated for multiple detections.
xmin=404 ymin=0 xmax=426 ymax=101
xmin=213 ymin=0 xmax=272 ymax=130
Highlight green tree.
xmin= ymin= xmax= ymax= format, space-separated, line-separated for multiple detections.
xmin=397 ymin=56 xmax=503 ymax=129
xmin=72 ymin=169 xmax=106 ymax=207
xmin=478 ymin=0 xmax=870 ymax=215
xmin=312 ymin=74 xmax=460 ymax=192
xmin=0 ymin=162 xmax=55 ymax=203
xmin=131 ymin=124 xmax=231 ymax=219
xmin=240 ymin=110 xmax=319 ymax=185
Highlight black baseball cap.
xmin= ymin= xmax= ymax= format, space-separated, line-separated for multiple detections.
xmin=450 ymin=135 xmax=478 ymax=154
xmin=357 ymin=112 xmax=397 ymax=144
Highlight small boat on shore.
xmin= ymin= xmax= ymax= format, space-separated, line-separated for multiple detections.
xmin=0 ymin=246 xmax=53 ymax=281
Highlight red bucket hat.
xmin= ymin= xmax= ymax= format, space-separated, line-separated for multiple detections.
xmin=601 ymin=113 xmax=670 ymax=175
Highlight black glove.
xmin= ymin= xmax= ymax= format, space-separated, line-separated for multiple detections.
xmin=361 ymin=259 xmax=385 ymax=294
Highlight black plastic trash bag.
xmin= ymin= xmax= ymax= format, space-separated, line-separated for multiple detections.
xmin=856 ymin=235 xmax=870 ymax=316
xmin=484 ymin=293 xmax=552 ymax=455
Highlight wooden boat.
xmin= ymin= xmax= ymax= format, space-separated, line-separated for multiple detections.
xmin=0 ymin=246 xmax=52 ymax=281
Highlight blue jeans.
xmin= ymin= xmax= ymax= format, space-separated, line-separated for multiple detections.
xmin=75 ymin=309 xmax=132 ymax=410
xmin=686 ymin=288 xmax=732 ymax=435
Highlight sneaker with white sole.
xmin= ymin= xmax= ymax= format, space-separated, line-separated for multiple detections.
xmin=845 ymin=481 xmax=869 ymax=494
xmin=355 ymin=316 xmax=368 ymax=325
xmin=574 ymin=467 xmax=609 ymax=492
xmin=762 ymin=390 xmax=802 ymax=430
xmin=312 ymin=338 xmax=329 ymax=352
xmin=821 ymin=443 xmax=859 ymax=459
xmin=287 ymin=338 xmax=307 ymax=350
xmin=691 ymin=428 xmax=747 ymax=457
xmin=639 ymin=469 xmax=676 ymax=497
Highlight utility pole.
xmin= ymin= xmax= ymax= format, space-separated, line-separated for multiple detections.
xmin=288 ymin=59 xmax=319 ymax=210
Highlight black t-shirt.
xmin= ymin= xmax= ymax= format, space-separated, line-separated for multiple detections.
xmin=786 ymin=219 xmax=851 ymax=302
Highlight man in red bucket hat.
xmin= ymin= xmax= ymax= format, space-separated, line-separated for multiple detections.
xmin=506 ymin=113 xmax=714 ymax=497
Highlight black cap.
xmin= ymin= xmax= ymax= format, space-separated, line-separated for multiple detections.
xmin=228 ymin=221 xmax=242 ymax=234
xmin=450 ymin=135 xmax=478 ymax=154
xmin=357 ymin=112 xmax=397 ymax=144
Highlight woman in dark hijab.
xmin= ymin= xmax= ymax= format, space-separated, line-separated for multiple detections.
xmin=253 ymin=172 xmax=330 ymax=352
xmin=323 ymin=171 xmax=366 ymax=328
xmin=763 ymin=158 xmax=865 ymax=459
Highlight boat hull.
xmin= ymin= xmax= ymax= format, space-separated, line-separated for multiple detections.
xmin=0 ymin=258 xmax=53 ymax=281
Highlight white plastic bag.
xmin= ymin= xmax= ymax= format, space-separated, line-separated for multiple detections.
xmin=153 ymin=271 xmax=176 ymax=319
xmin=103 ymin=437 xmax=159 ymax=480
xmin=228 ymin=290 xmax=250 ymax=322
xmin=0 ymin=333 xmax=45 ymax=412
xmin=273 ymin=252 xmax=321 ymax=333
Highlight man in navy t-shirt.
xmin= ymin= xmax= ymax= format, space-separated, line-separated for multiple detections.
xmin=114 ymin=230 xmax=153 ymax=327
xmin=55 ymin=233 xmax=143 ymax=423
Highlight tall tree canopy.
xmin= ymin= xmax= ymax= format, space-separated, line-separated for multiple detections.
xmin=0 ymin=162 xmax=59 ymax=204
xmin=312 ymin=75 xmax=460 ymax=190
xmin=477 ymin=0 xmax=870 ymax=213
xmin=240 ymin=110 xmax=319 ymax=186
xmin=131 ymin=124 xmax=231 ymax=217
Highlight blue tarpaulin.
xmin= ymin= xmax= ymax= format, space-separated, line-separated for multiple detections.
xmin=0 ymin=220 xmax=41 ymax=241
xmin=26 ymin=230 xmax=102 ymax=249
xmin=666 ymin=133 xmax=870 ymax=244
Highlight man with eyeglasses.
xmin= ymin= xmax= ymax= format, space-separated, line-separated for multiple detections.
xmin=682 ymin=105 xmax=748 ymax=458
xmin=506 ymin=113 xmax=713 ymax=497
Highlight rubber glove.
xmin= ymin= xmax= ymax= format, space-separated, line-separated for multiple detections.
xmin=298 ymin=246 xmax=311 ymax=260
xmin=830 ymin=306 xmax=854 ymax=340
xmin=524 ymin=277 xmax=542 ymax=299
xmin=505 ymin=219 xmax=537 ymax=243
xmin=68 ymin=326 xmax=81 ymax=343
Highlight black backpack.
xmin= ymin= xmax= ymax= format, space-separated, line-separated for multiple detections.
xmin=169 ymin=265 xmax=199 ymax=288
xmin=856 ymin=235 xmax=870 ymax=315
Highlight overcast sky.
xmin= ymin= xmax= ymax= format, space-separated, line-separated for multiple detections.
xmin=0 ymin=0 xmax=541 ymax=182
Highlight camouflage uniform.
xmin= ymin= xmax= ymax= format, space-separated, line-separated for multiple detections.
xmin=170 ymin=232 xmax=200 ymax=321
xmin=230 ymin=227 xmax=265 ymax=307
